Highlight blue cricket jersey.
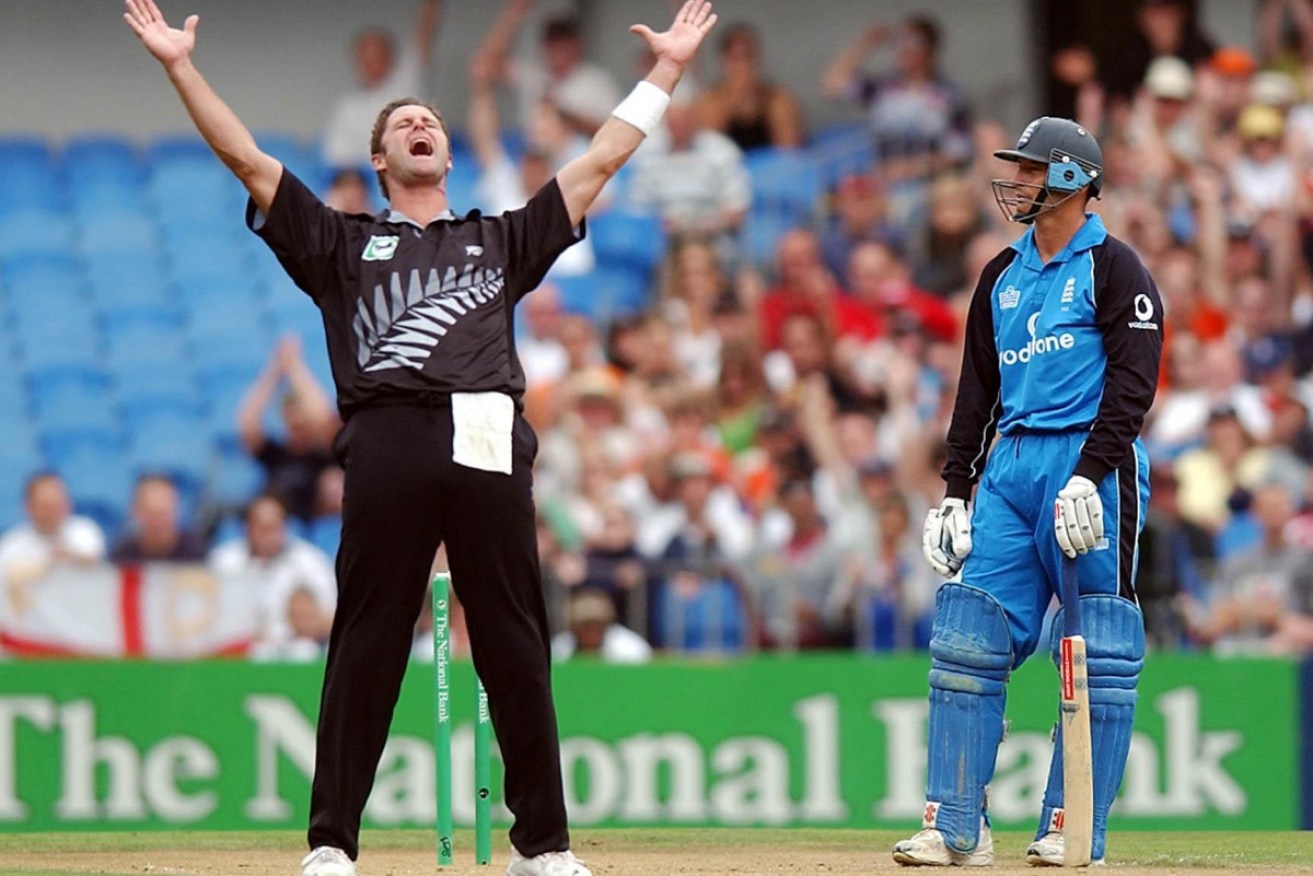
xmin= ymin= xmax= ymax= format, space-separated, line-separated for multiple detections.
xmin=942 ymin=213 xmax=1163 ymax=499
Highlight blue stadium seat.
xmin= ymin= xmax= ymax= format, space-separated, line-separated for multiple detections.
xmin=809 ymin=122 xmax=875 ymax=188
xmin=7 ymin=299 xmax=91 ymax=339
xmin=739 ymin=210 xmax=798 ymax=269
xmin=51 ymin=431 xmax=133 ymax=539
xmin=745 ymin=148 xmax=822 ymax=224
xmin=589 ymin=209 xmax=666 ymax=272
xmin=89 ymin=263 xmax=173 ymax=310
xmin=104 ymin=317 xmax=191 ymax=366
xmin=164 ymin=234 xmax=253 ymax=284
xmin=209 ymin=447 xmax=265 ymax=509
xmin=593 ymin=264 xmax=654 ymax=318
xmin=16 ymin=335 xmax=102 ymax=371
xmin=29 ymin=366 xmax=117 ymax=433
xmin=146 ymin=135 xmax=214 ymax=166
xmin=115 ymin=365 xmax=199 ymax=420
xmin=127 ymin=408 xmax=214 ymax=490
xmin=77 ymin=211 xmax=158 ymax=257
xmin=0 ymin=137 xmax=61 ymax=215
xmin=309 ymin=515 xmax=342 ymax=558
xmin=254 ymin=131 xmax=319 ymax=187
xmin=552 ymin=273 xmax=603 ymax=319
xmin=210 ymin=513 xmax=243 ymax=546
xmin=445 ymin=161 xmax=481 ymax=215
xmin=0 ymin=211 xmax=76 ymax=260
xmin=1 ymin=253 xmax=84 ymax=296
xmin=64 ymin=134 xmax=145 ymax=198
xmin=41 ymin=423 xmax=122 ymax=463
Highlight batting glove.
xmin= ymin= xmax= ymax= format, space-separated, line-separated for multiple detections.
xmin=1055 ymin=475 xmax=1104 ymax=558
xmin=922 ymin=498 xmax=973 ymax=578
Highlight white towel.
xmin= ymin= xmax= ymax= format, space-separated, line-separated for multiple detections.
xmin=451 ymin=392 xmax=514 ymax=475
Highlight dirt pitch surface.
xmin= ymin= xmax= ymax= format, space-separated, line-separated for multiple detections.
xmin=1 ymin=830 xmax=1310 ymax=876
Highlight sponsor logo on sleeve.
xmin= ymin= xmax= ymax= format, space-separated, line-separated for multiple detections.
xmin=1128 ymin=293 xmax=1159 ymax=330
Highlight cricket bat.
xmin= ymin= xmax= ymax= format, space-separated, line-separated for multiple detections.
xmin=1058 ymin=555 xmax=1093 ymax=867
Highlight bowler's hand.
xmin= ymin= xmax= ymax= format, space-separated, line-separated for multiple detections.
xmin=923 ymin=498 xmax=972 ymax=578
xmin=124 ymin=0 xmax=197 ymax=70
xmin=1055 ymin=475 xmax=1103 ymax=558
xmin=630 ymin=0 xmax=718 ymax=68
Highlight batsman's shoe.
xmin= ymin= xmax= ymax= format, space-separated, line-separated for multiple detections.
xmin=300 ymin=846 xmax=355 ymax=876
xmin=892 ymin=825 xmax=994 ymax=866
xmin=505 ymin=848 xmax=592 ymax=876
xmin=1025 ymin=832 xmax=1105 ymax=867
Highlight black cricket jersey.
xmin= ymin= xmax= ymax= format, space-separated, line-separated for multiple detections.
xmin=247 ymin=169 xmax=583 ymax=418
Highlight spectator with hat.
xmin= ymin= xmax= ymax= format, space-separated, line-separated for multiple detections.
xmin=550 ymin=587 xmax=652 ymax=663
xmin=1232 ymin=103 xmax=1295 ymax=211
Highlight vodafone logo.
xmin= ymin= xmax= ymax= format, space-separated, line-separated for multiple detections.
xmin=998 ymin=311 xmax=1076 ymax=366
xmin=1129 ymin=293 xmax=1159 ymax=331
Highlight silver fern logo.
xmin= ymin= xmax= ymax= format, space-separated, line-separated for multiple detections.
xmin=352 ymin=264 xmax=505 ymax=372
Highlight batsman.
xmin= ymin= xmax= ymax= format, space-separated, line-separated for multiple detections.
xmin=893 ymin=117 xmax=1163 ymax=867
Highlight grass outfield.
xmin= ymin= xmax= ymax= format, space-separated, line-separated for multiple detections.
xmin=0 ymin=829 xmax=1310 ymax=874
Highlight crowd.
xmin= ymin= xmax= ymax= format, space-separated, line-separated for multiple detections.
xmin=4 ymin=0 xmax=1313 ymax=661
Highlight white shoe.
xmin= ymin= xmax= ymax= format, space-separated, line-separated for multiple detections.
xmin=301 ymin=846 xmax=355 ymax=876
xmin=1025 ymin=832 xmax=1105 ymax=867
xmin=892 ymin=825 xmax=994 ymax=866
xmin=505 ymin=848 xmax=592 ymax=876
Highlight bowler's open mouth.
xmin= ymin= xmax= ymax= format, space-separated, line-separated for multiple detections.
xmin=409 ymin=139 xmax=434 ymax=157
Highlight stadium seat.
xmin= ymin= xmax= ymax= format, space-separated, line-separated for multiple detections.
xmin=15 ymin=328 xmax=102 ymax=370
xmin=30 ymin=366 xmax=117 ymax=433
xmin=77 ymin=211 xmax=158 ymax=257
xmin=210 ymin=513 xmax=245 ymax=547
xmin=739 ymin=210 xmax=797 ymax=268
xmin=127 ymin=408 xmax=214 ymax=490
xmin=64 ymin=134 xmax=145 ymax=198
xmin=104 ymin=316 xmax=191 ymax=366
xmin=809 ymin=121 xmax=876 ymax=188
xmin=1 ymin=252 xmax=84 ymax=294
xmin=445 ymin=161 xmax=481 ymax=215
xmin=146 ymin=135 xmax=214 ymax=166
xmin=116 ymin=366 xmax=200 ymax=420
xmin=52 ymin=432 xmax=133 ymax=539
xmin=0 ymin=137 xmax=61 ymax=215
xmin=745 ymin=148 xmax=822 ymax=224
xmin=254 ymin=131 xmax=326 ymax=192
xmin=552 ymin=273 xmax=603 ymax=319
xmin=88 ymin=260 xmax=173 ymax=310
xmin=308 ymin=515 xmax=342 ymax=558
xmin=589 ymin=209 xmax=666 ymax=272
xmin=0 ymin=211 xmax=76 ymax=260
xmin=164 ymin=234 xmax=253 ymax=285
xmin=209 ymin=445 xmax=265 ymax=507
xmin=593 ymin=264 xmax=654 ymax=319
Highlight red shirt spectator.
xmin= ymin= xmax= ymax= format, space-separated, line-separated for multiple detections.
xmin=840 ymin=241 xmax=957 ymax=343
xmin=759 ymin=230 xmax=867 ymax=349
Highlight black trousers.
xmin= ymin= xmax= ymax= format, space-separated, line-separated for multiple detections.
xmin=308 ymin=405 xmax=568 ymax=860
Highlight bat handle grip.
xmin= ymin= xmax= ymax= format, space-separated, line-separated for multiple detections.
xmin=1060 ymin=554 xmax=1082 ymax=638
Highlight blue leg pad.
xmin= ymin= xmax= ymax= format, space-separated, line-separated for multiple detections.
xmin=1037 ymin=595 xmax=1144 ymax=860
xmin=926 ymin=583 xmax=1013 ymax=854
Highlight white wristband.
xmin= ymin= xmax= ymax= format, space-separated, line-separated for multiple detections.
xmin=611 ymin=81 xmax=671 ymax=137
